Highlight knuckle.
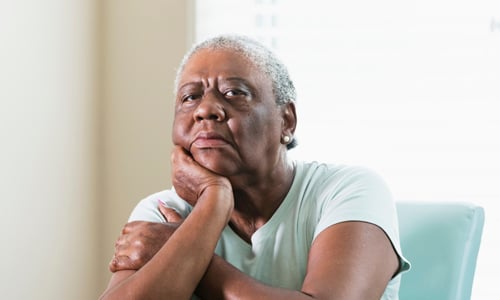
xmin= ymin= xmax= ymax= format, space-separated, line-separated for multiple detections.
xmin=132 ymin=239 xmax=145 ymax=250
xmin=121 ymin=224 xmax=130 ymax=234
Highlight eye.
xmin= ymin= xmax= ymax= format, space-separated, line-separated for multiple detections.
xmin=224 ymin=89 xmax=248 ymax=98
xmin=181 ymin=94 xmax=201 ymax=102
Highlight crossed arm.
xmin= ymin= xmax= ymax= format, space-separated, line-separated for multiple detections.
xmin=100 ymin=185 xmax=233 ymax=300
xmin=101 ymin=211 xmax=398 ymax=300
xmin=100 ymin=147 xmax=399 ymax=299
xmin=195 ymin=221 xmax=399 ymax=300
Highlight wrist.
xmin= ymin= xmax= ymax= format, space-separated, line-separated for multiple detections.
xmin=198 ymin=184 xmax=234 ymax=222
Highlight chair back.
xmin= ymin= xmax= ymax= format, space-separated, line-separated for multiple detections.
xmin=397 ymin=202 xmax=484 ymax=300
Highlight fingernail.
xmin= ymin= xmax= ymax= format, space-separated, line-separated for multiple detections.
xmin=157 ymin=199 xmax=166 ymax=206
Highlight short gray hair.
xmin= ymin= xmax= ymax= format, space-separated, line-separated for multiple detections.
xmin=175 ymin=34 xmax=296 ymax=105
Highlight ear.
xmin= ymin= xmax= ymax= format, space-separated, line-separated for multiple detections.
xmin=281 ymin=101 xmax=297 ymax=138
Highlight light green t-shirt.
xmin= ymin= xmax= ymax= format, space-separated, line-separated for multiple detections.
xmin=129 ymin=161 xmax=411 ymax=299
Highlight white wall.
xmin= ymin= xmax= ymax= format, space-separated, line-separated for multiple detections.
xmin=0 ymin=1 xmax=100 ymax=299
xmin=0 ymin=0 xmax=192 ymax=298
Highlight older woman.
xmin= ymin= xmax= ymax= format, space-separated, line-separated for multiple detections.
xmin=100 ymin=35 xmax=410 ymax=300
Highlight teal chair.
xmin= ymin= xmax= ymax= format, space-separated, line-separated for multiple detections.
xmin=397 ymin=202 xmax=484 ymax=300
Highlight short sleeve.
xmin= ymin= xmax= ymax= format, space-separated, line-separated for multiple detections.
xmin=313 ymin=167 xmax=410 ymax=275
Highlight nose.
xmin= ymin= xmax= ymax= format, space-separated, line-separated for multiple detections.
xmin=193 ymin=91 xmax=226 ymax=122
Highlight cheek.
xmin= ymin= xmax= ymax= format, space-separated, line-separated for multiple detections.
xmin=227 ymin=115 xmax=259 ymax=142
xmin=229 ymin=110 xmax=280 ymax=146
xmin=172 ymin=115 xmax=191 ymax=148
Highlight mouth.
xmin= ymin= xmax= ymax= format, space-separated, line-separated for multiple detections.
xmin=190 ymin=132 xmax=230 ymax=150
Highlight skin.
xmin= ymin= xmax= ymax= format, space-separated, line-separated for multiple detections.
xmin=100 ymin=48 xmax=399 ymax=300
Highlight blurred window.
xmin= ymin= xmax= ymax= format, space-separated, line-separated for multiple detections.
xmin=194 ymin=1 xmax=500 ymax=297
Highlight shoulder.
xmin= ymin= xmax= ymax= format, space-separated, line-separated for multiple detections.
xmin=295 ymin=161 xmax=410 ymax=287
xmin=295 ymin=160 xmax=389 ymax=198
xmin=296 ymin=160 xmax=380 ymax=179
xmin=293 ymin=161 xmax=396 ymax=234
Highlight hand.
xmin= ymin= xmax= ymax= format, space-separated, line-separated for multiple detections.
xmin=172 ymin=145 xmax=232 ymax=206
xmin=109 ymin=204 xmax=183 ymax=272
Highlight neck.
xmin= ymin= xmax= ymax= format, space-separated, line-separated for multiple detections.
xmin=228 ymin=157 xmax=295 ymax=243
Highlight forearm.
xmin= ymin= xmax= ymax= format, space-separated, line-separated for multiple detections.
xmin=101 ymin=187 xmax=233 ymax=300
xmin=196 ymin=255 xmax=313 ymax=300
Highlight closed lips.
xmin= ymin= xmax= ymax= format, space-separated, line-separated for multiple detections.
xmin=191 ymin=132 xmax=230 ymax=149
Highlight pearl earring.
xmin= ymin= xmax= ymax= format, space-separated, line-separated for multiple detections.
xmin=283 ymin=136 xmax=291 ymax=143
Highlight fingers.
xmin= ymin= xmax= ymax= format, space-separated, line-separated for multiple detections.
xmin=171 ymin=145 xmax=233 ymax=206
xmin=109 ymin=255 xmax=134 ymax=272
xmin=110 ymin=221 xmax=173 ymax=273
xmin=121 ymin=221 xmax=140 ymax=234
xmin=110 ymin=222 xmax=142 ymax=272
xmin=158 ymin=200 xmax=183 ymax=223
xmin=171 ymin=145 xmax=194 ymax=166
xmin=109 ymin=232 xmax=136 ymax=273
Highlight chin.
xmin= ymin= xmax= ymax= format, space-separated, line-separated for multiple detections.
xmin=193 ymin=150 xmax=237 ymax=176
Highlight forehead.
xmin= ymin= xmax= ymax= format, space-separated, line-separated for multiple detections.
xmin=178 ymin=48 xmax=266 ymax=85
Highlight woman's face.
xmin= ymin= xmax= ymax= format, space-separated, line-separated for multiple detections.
xmin=172 ymin=48 xmax=290 ymax=177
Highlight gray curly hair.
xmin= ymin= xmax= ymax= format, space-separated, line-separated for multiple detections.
xmin=174 ymin=34 xmax=298 ymax=149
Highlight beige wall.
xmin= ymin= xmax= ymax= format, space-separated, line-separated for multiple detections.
xmin=99 ymin=0 xmax=193 ymax=291
xmin=0 ymin=1 xmax=192 ymax=299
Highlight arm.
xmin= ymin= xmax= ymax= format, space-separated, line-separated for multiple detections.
xmin=195 ymin=221 xmax=398 ymax=300
xmin=100 ymin=147 xmax=234 ymax=300
xmin=100 ymin=186 xmax=233 ymax=300
xmin=112 ymin=220 xmax=398 ymax=300
xmin=107 ymin=151 xmax=399 ymax=299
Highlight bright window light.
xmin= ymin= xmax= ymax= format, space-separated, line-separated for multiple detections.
xmin=194 ymin=1 xmax=500 ymax=298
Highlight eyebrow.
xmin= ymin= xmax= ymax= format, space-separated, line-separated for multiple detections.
xmin=224 ymin=77 xmax=253 ymax=86
xmin=178 ymin=77 xmax=255 ymax=91
xmin=177 ymin=81 xmax=202 ymax=92
xmin=223 ymin=77 xmax=259 ymax=93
